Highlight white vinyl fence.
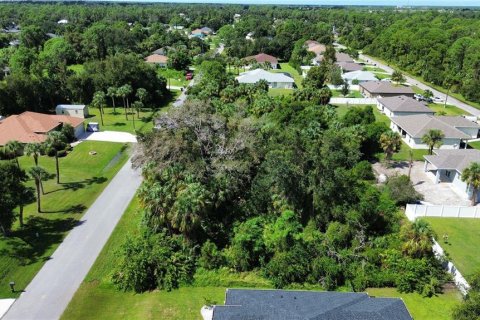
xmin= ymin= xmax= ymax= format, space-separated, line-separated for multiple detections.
xmin=432 ymin=239 xmax=470 ymax=295
xmin=330 ymin=98 xmax=377 ymax=105
xmin=405 ymin=204 xmax=472 ymax=295
xmin=405 ymin=204 xmax=480 ymax=221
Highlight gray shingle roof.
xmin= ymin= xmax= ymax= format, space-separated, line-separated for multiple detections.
xmin=424 ymin=149 xmax=480 ymax=173
xmin=360 ymin=81 xmax=414 ymax=95
xmin=211 ymin=289 xmax=412 ymax=320
xmin=378 ymin=96 xmax=434 ymax=113
xmin=391 ymin=114 xmax=479 ymax=139
xmin=336 ymin=62 xmax=363 ymax=72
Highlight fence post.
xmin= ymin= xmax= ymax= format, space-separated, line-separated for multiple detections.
xmin=457 ymin=206 xmax=461 ymax=217
xmin=441 ymin=205 xmax=445 ymax=217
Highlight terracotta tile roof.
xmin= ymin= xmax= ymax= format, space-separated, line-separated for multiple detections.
xmin=244 ymin=53 xmax=278 ymax=64
xmin=0 ymin=111 xmax=84 ymax=145
xmin=145 ymin=54 xmax=169 ymax=64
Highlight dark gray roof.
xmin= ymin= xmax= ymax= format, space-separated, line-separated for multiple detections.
xmin=336 ymin=61 xmax=363 ymax=72
xmin=425 ymin=149 xmax=480 ymax=173
xmin=378 ymin=95 xmax=434 ymax=113
xmin=211 ymin=289 xmax=412 ymax=320
xmin=391 ymin=114 xmax=479 ymax=139
xmin=360 ymin=81 xmax=414 ymax=95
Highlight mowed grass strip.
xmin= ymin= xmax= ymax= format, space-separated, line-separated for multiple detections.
xmin=423 ymin=218 xmax=480 ymax=281
xmin=0 ymin=141 xmax=130 ymax=298
xmin=62 ymin=196 xmax=227 ymax=320
xmin=366 ymin=287 xmax=461 ymax=320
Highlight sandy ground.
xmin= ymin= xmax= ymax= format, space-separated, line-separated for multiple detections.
xmin=373 ymin=161 xmax=470 ymax=206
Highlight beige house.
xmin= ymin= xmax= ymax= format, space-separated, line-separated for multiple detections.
xmin=359 ymin=81 xmax=415 ymax=98
xmin=377 ymin=96 xmax=434 ymax=118
xmin=55 ymin=104 xmax=89 ymax=118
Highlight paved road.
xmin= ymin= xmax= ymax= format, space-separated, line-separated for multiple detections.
xmin=3 ymin=158 xmax=142 ymax=320
xmin=173 ymin=78 xmax=195 ymax=108
xmin=334 ymin=42 xmax=480 ymax=116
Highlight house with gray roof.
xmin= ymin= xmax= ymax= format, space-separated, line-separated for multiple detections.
xmin=378 ymin=95 xmax=434 ymax=118
xmin=342 ymin=70 xmax=377 ymax=84
xmin=236 ymin=69 xmax=294 ymax=89
xmin=336 ymin=61 xmax=363 ymax=73
xmin=359 ymin=81 xmax=415 ymax=98
xmin=424 ymin=149 xmax=480 ymax=202
xmin=201 ymin=289 xmax=412 ymax=320
xmin=390 ymin=114 xmax=480 ymax=149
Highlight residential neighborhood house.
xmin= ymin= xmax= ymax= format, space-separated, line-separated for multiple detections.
xmin=201 ymin=289 xmax=413 ymax=320
xmin=0 ymin=111 xmax=85 ymax=145
xmin=244 ymin=53 xmax=279 ymax=69
xmin=359 ymin=81 xmax=415 ymax=98
xmin=56 ymin=104 xmax=89 ymax=119
xmin=145 ymin=54 xmax=169 ymax=67
xmin=390 ymin=114 xmax=480 ymax=149
xmin=424 ymin=149 xmax=480 ymax=202
xmin=377 ymin=96 xmax=434 ymax=118
xmin=342 ymin=70 xmax=377 ymax=84
xmin=336 ymin=61 xmax=363 ymax=72
xmin=236 ymin=69 xmax=294 ymax=89
xmin=305 ymin=40 xmax=326 ymax=56
xmin=314 ymin=52 xmax=354 ymax=65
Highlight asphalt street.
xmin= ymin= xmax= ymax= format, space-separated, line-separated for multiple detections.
xmin=3 ymin=158 xmax=142 ymax=320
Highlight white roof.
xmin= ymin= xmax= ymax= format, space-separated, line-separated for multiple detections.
xmin=237 ymin=69 xmax=294 ymax=84
xmin=56 ymin=104 xmax=86 ymax=110
xmin=342 ymin=70 xmax=377 ymax=82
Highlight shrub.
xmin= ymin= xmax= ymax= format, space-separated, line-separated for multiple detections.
xmin=61 ymin=123 xmax=75 ymax=142
xmin=198 ymin=240 xmax=225 ymax=270
xmin=112 ymin=230 xmax=196 ymax=292
xmin=385 ymin=175 xmax=423 ymax=206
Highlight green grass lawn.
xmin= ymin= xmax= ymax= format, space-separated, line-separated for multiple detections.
xmin=366 ymin=287 xmax=461 ymax=320
xmin=363 ymin=66 xmax=388 ymax=73
xmin=428 ymin=103 xmax=471 ymax=116
xmin=374 ymin=72 xmax=390 ymax=80
xmin=157 ymin=68 xmax=190 ymax=87
xmin=268 ymin=88 xmax=294 ymax=97
xmin=423 ymin=218 xmax=480 ymax=281
xmin=332 ymin=90 xmax=363 ymax=98
xmin=271 ymin=63 xmax=303 ymax=89
xmin=0 ymin=141 xmax=130 ymax=298
xmin=469 ymin=141 xmax=480 ymax=150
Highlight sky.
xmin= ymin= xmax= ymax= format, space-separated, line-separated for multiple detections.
xmin=108 ymin=0 xmax=480 ymax=6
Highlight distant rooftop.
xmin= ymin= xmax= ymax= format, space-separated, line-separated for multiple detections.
xmin=360 ymin=81 xmax=414 ymax=95
xmin=378 ymin=95 xmax=434 ymax=113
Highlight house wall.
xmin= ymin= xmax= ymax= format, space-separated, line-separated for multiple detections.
xmin=73 ymin=123 xmax=85 ymax=139
xmin=56 ymin=107 xmax=89 ymax=119
xmin=391 ymin=122 xmax=462 ymax=149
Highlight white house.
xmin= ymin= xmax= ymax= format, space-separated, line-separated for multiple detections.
xmin=56 ymin=104 xmax=89 ymax=119
xmin=236 ymin=69 xmax=295 ymax=89
xmin=377 ymin=95 xmax=434 ymax=118
xmin=424 ymin=149 xmax=480 ymax=202
xmin=342 ymin=70 xmax=377 ymax=84
xmin=390 ymin=114 xmax=480 ymax=149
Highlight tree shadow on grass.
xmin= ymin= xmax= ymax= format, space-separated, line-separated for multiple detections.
xmin=45 ymin=176 xmax=108 ymax=194
xmin=41 ymin=204 xmax=87 ymax=214
xmin=112 ymin=122 xmax=127 ymax=127
xmin=0 ymin=217 xmax=83 ymax=266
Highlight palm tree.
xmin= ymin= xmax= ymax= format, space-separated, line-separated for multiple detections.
xmin=17 ymin=186 xmax=35 ymax=226
xmin=117 ymin=85 xmax=129 ymax=120
xmin=24 ymin=142 xmax=43 ymax=166
xmin=461 ymin=162 xmax=480 ymax=206
xmin=132 ymin=101 xmax=143 ymax=120
xmin=4 ymin=140 xmax=23 ymax=168
xmin=107 ymin=86 xmax=117 ymax=114
xmin=29 ymin=166 xmax=48 ymax=213
xmin=380 ymin=131 xmax=402 ymax=161
xmin=422 ymin=129 xmax=444 ymax=155
xmin=45 ymin=131 xmax=67 ymax=184
xmin=92 ymin=91 xmax=106 ymax=126
xmin=401 ymin=219 xmax=434 ymax=258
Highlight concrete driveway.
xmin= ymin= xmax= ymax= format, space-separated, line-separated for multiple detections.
xmin=2 ymin=159 xmax=142 ymax=320
xmin=79 ymin=131 xmax=137 ymax=143
xmin=373 ymin=161 xmax=470 ymax=206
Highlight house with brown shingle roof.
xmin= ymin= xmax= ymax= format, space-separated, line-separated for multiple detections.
xmin=0 ymin=111 xmax=84 ymax=146
xmin=359 ymin=81 xmax=415 ymax=98
xmin=377 ymin=95 xmax=434 ymax=118
xmin=424 ymin=149 xmax=480 ymax=201
xmin=145 ymin=54 xmax=169 ymax=67
xmin=390 ymin=114 xmax=480 ymax=149
xmin=244 ymin=53 xmax=279 ymax=69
